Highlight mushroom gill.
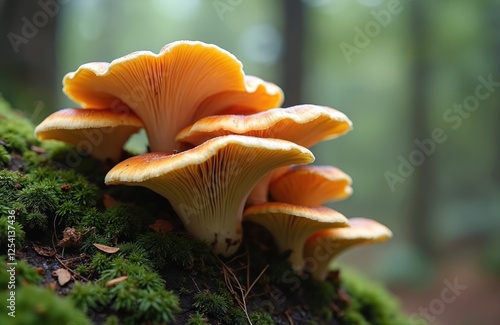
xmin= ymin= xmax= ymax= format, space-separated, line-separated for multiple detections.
xmin=303 ymin=218 xmax=392 ymax=280
xmin=243 ymin=202 xmax=349 ymax=271
xmin=34 ymin=108 xmax=143 ymax=162
xmin=105 ymin=135 xmax=314 ymax=256
xmin=63 ymin=41 xmax=283 ymax=152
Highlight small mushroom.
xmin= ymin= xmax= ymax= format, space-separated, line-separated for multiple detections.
xmin=303 ymin=218 xmax=392 ymax=281
xmin=243 ymin=202 xmax=349 ymax=271
xmin=34 ymin=108 xmax=143 ymax=162
xmin=269 ymin=166 xmax=353 ymax=206
xmin=176 ymin=104 xmax=353 ymax=205
xmin=63 ymin=41 xmax=283 ymax=152
xmin=105 ymin=135 xmax=314 ymax=256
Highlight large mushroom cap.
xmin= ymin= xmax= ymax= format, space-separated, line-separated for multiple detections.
xmin=177 ymin=104 xmax=352 ymax=205
xmin=176 ymin=104 xmax=352 ymax=148
xmin=34 ymin=108 xmax=143 ymax=162
xmin=303 ymin=218 xmax=392 ymax=280
xmin=269 ymin=166 xmax=353 ymax=206
xmin=105 ymin=135 xmax=314 ymax=256
xmin=243 ymin=202 xmax=349 ymax=271
xmin=63 ymin=41 xmax=283 ymax=152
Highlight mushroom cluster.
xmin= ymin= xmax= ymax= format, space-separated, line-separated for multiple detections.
xmin=35 ymin=40 xmax=392 ymax=278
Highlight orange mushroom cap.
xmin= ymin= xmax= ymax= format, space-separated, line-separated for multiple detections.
xmin=34 ymin=108 xmax=143 ymax=162
xmin=105 ymin=135 xmax=314 ymax=256
xmin=63 ymin=41 xmax=283 ymax=152
xmin=176 ymin=104 xmax=352 ymax=148
xmin=269 ymin=166 xmax=353 ymax=206
xmin=243 ymin=202 xmax=349 ymax=271
xmin=177 ymin=104 xmax=352 ymax=205
xmin=303 ymin=218 xmax=392 ymax=280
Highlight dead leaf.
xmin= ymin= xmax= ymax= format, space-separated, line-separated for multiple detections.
xmin=58 ymin=227 xmax=82 ymax=248
xmin=148 ymin=219 xmax=173 ymax=234
xmin=32 ymin=243 xmax=56 ymax=257
xmin=106 ymin=276 xmax=128 ymax=287
xmin=103 ymin=194 xmax=117 ymax=209
xmin=92 ymin=243 xmax=120 ymax=254
xmin=52 ymin=268 xmax=71 ymax=286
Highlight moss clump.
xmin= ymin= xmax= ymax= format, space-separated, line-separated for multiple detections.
xmin=0 ymin=257 xmax=41 ymax=288
xmin=250 ymin=311 xmax=275 ymax=325
xmin=0 ymin=216 xmax=25 ymax=248
xmin=341 ymin=270 xmax=411 ymax=325
xmin=137 ymin=232 xmax=216 ymax=273
xmin=0 ymin=96 xmax=39 ymax=155
xmin=71 ymin=246 xmax=181 ymax=324
xmin=193 ymin=290 xmax=231 ymax=318
xmin=0 ymin=145 xmax=10 ymax=165
xmin=0 ymin=285 xmax=91 ymax=325
xmin=187 ymin=312 xmax=211 ymax=325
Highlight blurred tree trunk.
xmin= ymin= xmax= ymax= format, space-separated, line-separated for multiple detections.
xmin=283 ymin=0 xmax=304 ymax=106
xmin=0 ymin=1 xmax=58 ymax=121
xmin=408 ymin=1 xmax=434 ymax=255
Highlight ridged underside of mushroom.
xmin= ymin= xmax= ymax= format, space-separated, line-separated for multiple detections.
xmin=63 ymin=41 xmax=283 ymax=152
xmin=105 ymin=135 xmax=314 ymax=256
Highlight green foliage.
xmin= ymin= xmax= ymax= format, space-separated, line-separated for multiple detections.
xmin=74 ymin=264 xmax=90 ymax=276
xmin=0 ymin=169 xmax=25 ymax=202
xmin=0 ymin=257 xmax=41 ymax=288
xmin=0 ymin=216 xmax=25 ymax=248
xmin=1 ymin=133 xmax=28 ymax=153
xmin=18 ymin=180 xmax=59 ymax=214
xmin=70 ymin=282 xmax=108 ymax=313
xmin=193 ymin=290 xmax=231 ymax=318
xmin=22 ymin=150 xmax=44 ymax=168
xmin=0 ymin=285 xmax=91 ymax=325
xmin=137 ymin=232 xmax=215 ymax=272
xmin=25 ymin=212 xmax=48 ymax=231
xmin=341 ymin=270 xmax=411 ymax=325
xmin=250 ymin=311 xmax=275 ymax=325
xmin=103 ymin=315 xmax=120 ymax=325
xmin=0 ymin=145 xmax=10 ymax=165
xmin=79 ymin=204 xmax=148 ymax=252
xmin=90 ymin=252 xmax=112 ymax=272
xmin=187 ymin=312 xmax=211 ymax=325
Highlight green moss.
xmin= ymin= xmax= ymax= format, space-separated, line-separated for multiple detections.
xmin=0 ymin=285 xmax=91 ymax=325
xmin=22 ymin=150 xmax=44 ymax=168
xmin=0 ymin=216 xmax=25 ymax=248
xmin=18 ymin=180 xmax=60 ymax=214
xmin=70 ymin=282 xmax=108 ymax=313
xmin=193 ymin=290 xmax=231 ymax=318
xmin=341 ymin=270 xmax=411 ymax=325
xmin=0 ymin=257 xmax=41 ymax=288
xmin=0 ymin=97 xmax=38 ymax=154
xmin=103 ymin=315 xmax=120 ymax=325
xmin=250 ymin=311 xmax=275 ymax=325
xmin=0 ymin=170 xmax=25 ymax=202
xmin=187 ymin=312 xmax=211 ymax=325
xmin=25 ymin=212 xmax=48 ymax=231
xmin=137 ymin=232 xmax=216 ymax=272
xmin=0 ymin=145 xmax=10 ymax=165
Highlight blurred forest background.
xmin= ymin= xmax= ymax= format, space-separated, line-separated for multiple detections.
xmin=0 ymin=0 xmax=499 ymax=324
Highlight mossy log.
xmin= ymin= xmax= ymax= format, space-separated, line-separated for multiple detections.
xmin=0 ymin=97 xmax=410 ymax=324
